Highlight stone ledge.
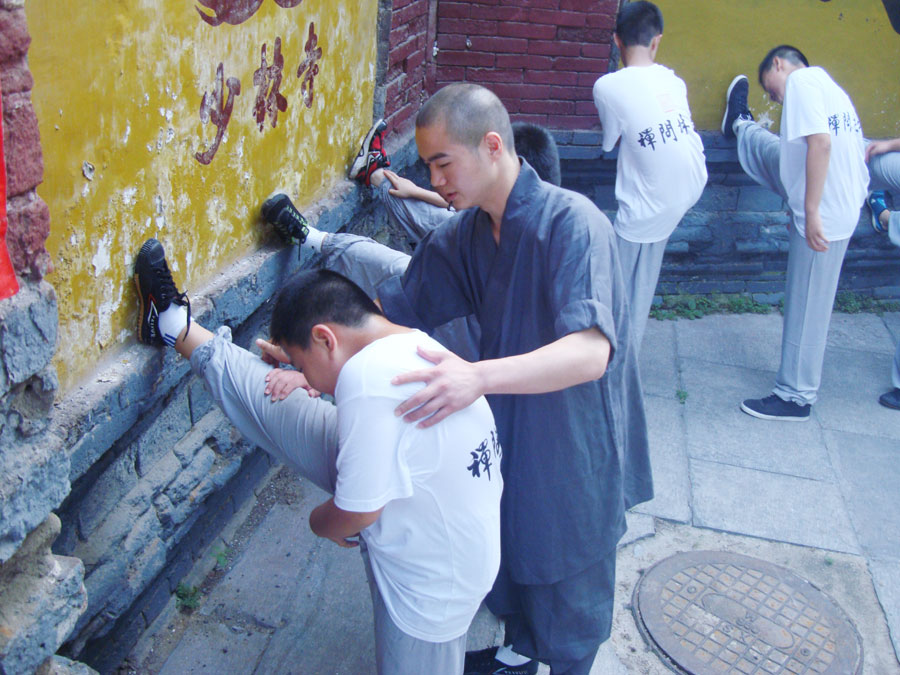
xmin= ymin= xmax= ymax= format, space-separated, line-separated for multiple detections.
xmin=0 ymin=514 xmax=88 ymax=675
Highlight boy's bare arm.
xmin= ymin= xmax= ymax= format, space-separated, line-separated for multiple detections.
xmin=383 ymin=169 xmax=450 ymax=209
xmin=309 ymin=498 xmax=382 ymax=548
xmin=804 ymin=132 xmax=831 ymax=252
xmin=865 ymin=137 xmax=900 ymax=162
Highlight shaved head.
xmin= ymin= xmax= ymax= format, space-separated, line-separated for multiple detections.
xmin=416 ymin=83 xmax=516 ymax=157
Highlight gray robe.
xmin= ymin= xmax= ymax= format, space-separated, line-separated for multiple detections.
xmin=379 ymin=161 xmax=652 ymax=585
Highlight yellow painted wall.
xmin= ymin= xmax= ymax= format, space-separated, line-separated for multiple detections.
xmin=28 ymin=0 xmax=378 ymax=391
xmin=652 ymin=0 xmax=900 ymax=136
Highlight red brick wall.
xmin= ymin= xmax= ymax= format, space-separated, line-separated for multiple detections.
xmin=383 ymin=0 xmax=435 ymax=142
xmin=0 ymin=4 xmax=49 ymax=280
xmin=433 ymin=0 xmax=618 ymax=129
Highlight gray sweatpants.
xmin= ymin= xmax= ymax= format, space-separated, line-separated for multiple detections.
xmin=377 ymin=179 xmax=456 ymax=242
xmin=615 ymin=236 xmax=668 ymax=355
xmin=868 ymin=148 xmax=900 ymax=248
xmin=867 ymin=148 xmax=900 ymax=389
xmin=191 ymin=329 xmax=466 ymax=674
xmin=736 ymin=120 xmax=851 ymax=405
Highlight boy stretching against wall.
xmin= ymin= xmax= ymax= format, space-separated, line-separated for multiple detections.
xmin=865 ymin=138 xmax=900 ymax=409
xmin=133 ymin=239 xmax=503 ymax=674
xmin=722 ymin=46 xmax=868 ymax=421
xmin=591 ymin=0 xmax=707 ymax=352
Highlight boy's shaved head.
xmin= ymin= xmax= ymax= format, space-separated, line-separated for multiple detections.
xmin=270 ymin=269 xmax=382 ymax=349
xmin=616 ymin=1 xmax=663 ymax=48
xmin=416 ymin=83 xmax=516 ymax=156
xmin=758 ymin=45 xmax=808 ymax=85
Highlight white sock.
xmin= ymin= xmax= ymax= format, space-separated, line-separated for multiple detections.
xmin=495 ymin=644 xmax=531 ymax=666
xmin=158 ymin=304 xmax=189 ymax=347
xmin=304 ymin=226 xmax=327 ymax=252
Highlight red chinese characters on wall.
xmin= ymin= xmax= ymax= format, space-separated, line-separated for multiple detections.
xmin=196 ymin=0 xmax=304 ymax=27
xmin=253 ymin=37 xmax=288 ymax=130
xmin=193 ymin=5 xmax=324 ymax=165
xmin=194 ymin=63 xmax=242 ymax=165
xmin=297 ymin=22 xmax=321 ymax=109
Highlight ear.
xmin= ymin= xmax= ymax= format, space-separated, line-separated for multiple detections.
xmin=310 ymin=323 xmax=338 ymax=354
xmin=649 ymin=34 xmax=662 ymax=55
xmin=483 ymin=131 xmax=504 ymax=158
xmin=613 ymin=33 xmax=624 ymax=53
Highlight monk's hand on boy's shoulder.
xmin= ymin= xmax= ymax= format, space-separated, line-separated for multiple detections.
xmin=392 ymin=347 xmax=483 ymax=428
xmin=264 ymin=368 xmax=320 ymax=401
xmin=256 ymin=338 xmax=291 ymax=366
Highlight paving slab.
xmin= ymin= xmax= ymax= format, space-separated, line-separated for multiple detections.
xmin=631 ymin=394 xmax=691 ymax=523
xmin=868 ymin=558 xmax=900 ymax=660
xmin=827 ymin=311 xmax=897 ymax=354
xmin=159 ymin=622 xmax=270 ymax=675
xmin=201 ymin=503 xmax=326 ymax=630
xmin=824 ymin=430 xmax=900 ymax=560
xmin=639 ymin=319 xmax=680 ymax=397
xmin=882 ymin=311 xmax=900 ymax=342
xmin=673 ymin=313 xmax=783 ymax=372
xmin=620 ymin=512 xmax=656 ymax=548
xmin=680 ymin=360 xmax=835 ymax=481
xmin=689 ymin=458 xmax=860 ymax=555
xmin=817 ymin=347 xmax=900 ymax=439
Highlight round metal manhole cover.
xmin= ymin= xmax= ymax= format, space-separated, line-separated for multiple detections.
xmin=632 ymin=551 xmax=862 ymax=674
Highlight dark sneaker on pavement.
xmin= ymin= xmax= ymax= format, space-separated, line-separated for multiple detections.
xmin=134 ymin=238 xmax=191 ymax=347
xmin=879 ymin=388 xmax=900 ymax=410
xmin=866 ymin=190 xmax=892 ymax=233
xmin=740 ymin=394 xmax=810 ymax=421
xmin=722 ymin=75 xmax=754 ymax=139
xmin=348 ymin=118 xmax=390 ymax=186
xmin=463 ymin=647 xmax=538 ymax=675
xmin=261 ymin=193 xmax=310 ymax=246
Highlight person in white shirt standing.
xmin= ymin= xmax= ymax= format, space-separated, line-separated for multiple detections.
xmin=591 ymin=0 xmax=708 ymax=353
xmin=722 ymin=45 xmax=869 ymax=421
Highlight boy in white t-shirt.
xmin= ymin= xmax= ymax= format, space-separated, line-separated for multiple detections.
xmin=133 ymin=239 xmax=503 ymax=674
xmin=722 ymin=45 xmax=869 ymax=421
xmin=592 ymin=0 xmax=707 ymax=352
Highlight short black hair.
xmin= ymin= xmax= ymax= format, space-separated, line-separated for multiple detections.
xmin=270 ymin=269 xmax=382 ymax=349
xmin=615 ymin=1 xmax=663 ymax=48
xmin=416 ymin=83 xmax=516 ymax=157
xmin=512 ymin=122 xmax=561 ymax=186
xmin=758 ymin=45 xmax=809 ymax=85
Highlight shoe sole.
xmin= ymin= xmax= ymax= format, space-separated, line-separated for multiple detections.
xmin=134 ymin=239 xmax=163 ymax=345
xmin=740 ymin=401 xmax=809 ymax=422
xmin=348 ymin=118 xmax=387 ymax=179
xmin=722 ymin=75 xmax=748 ymax=136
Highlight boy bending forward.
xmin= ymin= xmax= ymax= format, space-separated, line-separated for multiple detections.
xmin=134 ymin=239 xmax=503 ymax=674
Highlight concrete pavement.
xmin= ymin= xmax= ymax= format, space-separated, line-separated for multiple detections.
xmin=129 ymin=310 xmax=900 ymax=674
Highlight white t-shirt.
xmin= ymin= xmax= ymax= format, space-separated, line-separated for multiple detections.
xmin=779 ymin=66 xmax=869 ymax=241
xmin=333 ymin=330 xmax=502 ymax=642
xmin=592 ymin=63 xmax=708 ymax=243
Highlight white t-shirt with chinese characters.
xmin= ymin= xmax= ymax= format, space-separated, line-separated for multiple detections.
xmin=592 ymin=63 xmax=708 ymax=243
xmin=333 ymin=329 xmax=502 ymax=643
xmin=779 ymin=66 xmax=869 ymax=241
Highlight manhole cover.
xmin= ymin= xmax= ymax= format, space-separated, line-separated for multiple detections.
xmin=632 ymin=551 xmax=862 ymax=674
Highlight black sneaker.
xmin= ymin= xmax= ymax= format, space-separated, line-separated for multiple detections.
xmin=134 ymin=238 xmax=190 ymax=347
xmin=740 ymin=394 xmax=810 ymax=422
xmin=348 ymin=118 xmax=390 ymax=186
xmin=879 ymin=388 xmax=900 ymax=410
xmin=722 ymin=75 xmax=754 ymax=140
xmin=463 ymin=647 xmax=538 ymax=675
xmin=261 ymin=193 xmax=309 ymax=247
